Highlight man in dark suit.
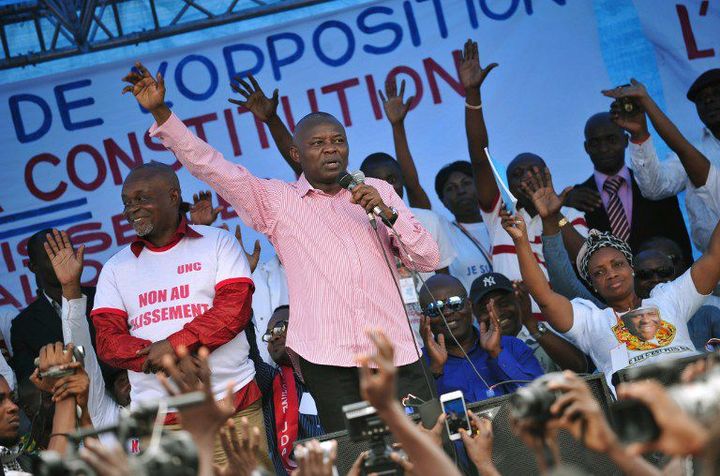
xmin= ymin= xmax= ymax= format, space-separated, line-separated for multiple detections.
xmin=10 ymin=229 xmax=100 ymax=383
xmin=564 ymin=112 xmax=692 ymax=259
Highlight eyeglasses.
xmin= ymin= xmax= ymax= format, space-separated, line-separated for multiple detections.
xmin=422 ymin=296 xmax=466 ymax=318
xmin=705 ymin=338 xmax=720 ymax=353
xmin=636 ymin=266 xmax=674 ymax=281
xmin=262 ymin=322 xmax=288 ymax=342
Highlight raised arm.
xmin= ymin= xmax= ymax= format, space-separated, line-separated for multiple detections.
xmin=500 ymin=211 xmax=575 ymax=332
xmin=122 ymin=62 xmax=281 ymax=234
xmin=229 ymin=74 xmax=300 ymax=177
xmin=460 ymin=39 xmax=499 ymax=210
xmin=603 ymin=79 xmax=710 ymax=188
xmin=689 ymin=218 xmax=720 ymax=294
xmin=379 ymin=78 xmax=432 ymax=209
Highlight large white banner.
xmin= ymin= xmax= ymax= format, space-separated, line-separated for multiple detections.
xmin=1 ymin=0 xmax=718 ymax=310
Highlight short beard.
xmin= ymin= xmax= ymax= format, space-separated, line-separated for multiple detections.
xmin=133 ymin=222 xmax=154 ymax=237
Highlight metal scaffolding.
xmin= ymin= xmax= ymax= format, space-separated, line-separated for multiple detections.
xmin=0 ymin=0 xmax=329 ymax=70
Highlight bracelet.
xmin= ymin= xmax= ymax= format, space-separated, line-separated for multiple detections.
xmin=465 ymin=101 xmax=482 ymax=110
xmin=558 ymin=217 xmax=569 ymax=228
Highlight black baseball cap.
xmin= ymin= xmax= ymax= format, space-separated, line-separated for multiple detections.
xmin=469 ymin=272 xmax=514 ymax=304
xmin=687 ymin=69 xmax=720 ymax=102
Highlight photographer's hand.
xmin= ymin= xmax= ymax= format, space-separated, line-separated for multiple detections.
xmin=214 ymin=418 xmax=261 ymax=476
xmin=617 ymin=380 xmax=709 ymax=456
xmin=79 ymin=439 xmax=133 ymax=476
xmin=32 ymin=342 xmax=78 ymax=393
xmin=291 ymin=440 xmax=337 ymax=476
xmin=460 ymin=411 xmax=500 ymax=476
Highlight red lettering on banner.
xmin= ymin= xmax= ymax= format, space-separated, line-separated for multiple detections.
xmin=104 ymin=133 xmax=144 ymax=185
xmin=321 ymin=78 xmax=360 ymax=126
xmin=25 ymin=153 xmax=68 ymax=201
xmin=676 ymin=4 xmax=714 ymax=60
xmin=68 ymin=144 xmax=107 ymax=192
xmin=223 ymin=108 xmax=242 ymax=157
xmin=184 ymin=113 xmax=218 ymax=143
xmin=67 ymin=222 xmax=112 ymax=254
xmin=364 ymin=74 xmax=383 ymax=120
xmin=81 ymin=259 xmax=102 ymax=287
xmin=1 ymin=242 xmax=16 ymax=273
xmin=235 ymin=107 xmax=270 ymax=149
xmin=216 ymin=194 xmax=236 ymax=220
xmin=0 ymin=285 xmax=22 ymax=309
xmin=112 ymin=213 xmax=136 ymax=246
xmin=423 ymin=55 xmax=464 ymax=104
xmin=280 ymin=96 xmax=296 ymax=132
xmin=306 ymin=89 xmax=319 ymax=113
xmin=20 ymin=275 xmax=36 ymax=304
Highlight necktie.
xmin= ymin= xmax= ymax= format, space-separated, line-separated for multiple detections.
xmin=603 ymin=176 xmax=630 ymax=242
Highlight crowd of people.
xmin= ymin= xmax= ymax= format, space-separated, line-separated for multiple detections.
xmin=1 ymin=38 xmax=720 ymax=475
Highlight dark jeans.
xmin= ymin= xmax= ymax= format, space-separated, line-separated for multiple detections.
xmin=298 ymin=356 xmax=436 ymax=433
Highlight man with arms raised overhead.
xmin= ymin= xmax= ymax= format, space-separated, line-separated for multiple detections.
xmin=121 ymin=63 xmax=439 ymax=432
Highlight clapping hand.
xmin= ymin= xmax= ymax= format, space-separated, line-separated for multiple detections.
xmin=190 ymin=191 xmax=223 ymax=226
xmin=379 ymin=77 xmax=414 ymax=125
xmin=519 ymin=167 xmax=572 ymax=219
xmin=121 ymin=62 xmax=166 ymax=112
xmin=458 ymin=39 xmax=498 ymax=90
xmin=480 ymin=299 xmax=502 ymax=358
xmin=420 ymin=316 xmax=447 ymax=376
xmin=229 ymin=74 xmax=279 ymax=123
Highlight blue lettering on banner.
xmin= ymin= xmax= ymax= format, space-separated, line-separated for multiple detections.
xmin=267 ymin=32 xmax=305 ymax=80
xmin=54 ymin=79 xmax=103 ymax=132
xmin=223 ymin=43 xmax=265 ymax=81
xmin=417 ymin=0 xmax=448 ymax=38
xmin=357 ymin=6 xmax=403 ymax=55
xmin=175 ymin=54 xmax=219 ymax=101
xmin=313 ymin=20 xmax=356 ymax=67
xmin=9 ymin=94 xmax=52 ymax=143
xmin=402 ymin=1 xmax=421 ymax=46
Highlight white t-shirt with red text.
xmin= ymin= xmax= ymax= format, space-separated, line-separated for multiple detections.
xmin=93 ymin=225 xmax=255 ymax=408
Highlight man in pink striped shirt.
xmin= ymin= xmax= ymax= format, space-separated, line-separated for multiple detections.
xmin=122 ymin=63 xmax=440 ymax=431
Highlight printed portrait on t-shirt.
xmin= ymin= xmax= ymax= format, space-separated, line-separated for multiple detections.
xmin=612 ymin=306 xmax=676 ymax=351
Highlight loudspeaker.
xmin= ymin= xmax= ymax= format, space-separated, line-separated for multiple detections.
xmin=297 ymin=374 xmax=621 ymax=475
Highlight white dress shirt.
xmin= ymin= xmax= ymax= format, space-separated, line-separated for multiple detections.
xmin=251 ymin=255 xmax=289 ymax=366
xmin=629 ymin=130 xmax=720 ymax=252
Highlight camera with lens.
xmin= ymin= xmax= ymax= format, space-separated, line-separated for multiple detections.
xmin=612 ymin=356 xmax=720 ymax=443
xmin=343 ymin=401 xmax=403 ymax=476
xmin=33 ymin=345 xmax=85 ymax=379
xmin=509 ymin=372 xmax=567 ymax=424
xmin=611 ymin=84 xmax=643 ymax=117
xmin=33 ymin=392 xmax=205 ymax=476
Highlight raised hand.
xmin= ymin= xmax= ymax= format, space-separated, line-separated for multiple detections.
xmin=291 ymin=440 xmax=337 ymax=476
xmin=458 ymin=39 xmax=498 ymax=91
xmin=499 ymin=208 xmax=528 ymax=242
xmin=357 ymin=328 xmax=397 ymax=413
xmin=602 ymin=79 xmax=651 ymax=140
xmin=52 ymin=367 xmax=90 ymax=407
xmin=31 ymin=342 xmax=79 ymax=393
xmin=214 ymin=418 xmax=261 ymax=476
xmin=420 ymin=316 xmax=447 ymax=375
xmin=480 ymin=299 xmax=502 ymax=358
xmin=44 ymin=229 xmax=85 ymax=296
xmin=379 ymin=78 xmax=414 ymax=125
xmin=190 ymin=191 xmax=223 ymax=226
xmin=229 ymin=74 xmax=279 ymax=123
xmin=563 ymin=187 xmax=602 ymax=213
xmin=121 ymin=61 xmax=166 ymax=112
xmin=233 ymin=225 xmax=261 ymax=274
xmin=512 ymin=281 xmax=534 ymax=329
xmin=520 ymin=167 xmax=572 ymax=219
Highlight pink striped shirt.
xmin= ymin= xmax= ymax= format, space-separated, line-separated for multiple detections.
xmin=149 ymin=113 xmax=440 ymax=367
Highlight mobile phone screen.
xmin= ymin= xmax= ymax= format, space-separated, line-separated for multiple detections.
xmin=442 ymin=397 xmax=469 ymax=435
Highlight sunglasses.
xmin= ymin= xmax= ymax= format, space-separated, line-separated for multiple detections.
xmin=262 ymin=322 xmax=288 ymax=342
xmin=422 ymin=296 xmax=466 ymax=318
xmin=636 ymin=266 xmax=674 ymax=281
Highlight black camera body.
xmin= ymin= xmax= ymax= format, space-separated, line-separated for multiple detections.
xmin=509 ymin=372 xmax=567 ymax=423
xmin=343 ymin=401 xmax=403 ymax=476
xmin=33 ymin=392 xmax=205 ymax=476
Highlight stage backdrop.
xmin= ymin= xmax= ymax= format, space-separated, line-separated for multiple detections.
xmin=1 ymin=0 xmax=719 ymax=310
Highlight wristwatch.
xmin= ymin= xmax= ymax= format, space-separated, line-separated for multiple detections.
xmin=531 ymin=322 xmax=549 ymax=340
xmin=558 ymin=216 xmax=569 ymax=228
xmin=383 ymin=206 xmax=399 ymax=226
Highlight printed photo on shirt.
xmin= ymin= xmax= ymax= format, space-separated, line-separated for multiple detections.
xmin=611 ymin=306 xmax=676 ymax=351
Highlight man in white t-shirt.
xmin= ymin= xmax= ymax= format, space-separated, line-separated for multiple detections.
xmin=91 ymin=162 xmax=266 ymax=465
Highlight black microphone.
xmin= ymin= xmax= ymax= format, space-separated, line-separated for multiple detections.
xmin=337 ymin=170 xmax=382 ymax=228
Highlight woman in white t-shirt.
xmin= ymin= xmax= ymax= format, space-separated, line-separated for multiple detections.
xmin=500 ymin=210 xmax=720 ymax=385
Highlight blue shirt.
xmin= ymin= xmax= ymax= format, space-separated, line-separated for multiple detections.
xmin=427 ymin=334 xmax=544 ymax=403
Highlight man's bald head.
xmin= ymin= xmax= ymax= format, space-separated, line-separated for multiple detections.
xmin=125 ymin=161 xmax=180 ymax=190
xmin=293 ymin=112 xmax=344 ymax=144
xmin=288 ymin=111 xmax=349 ymax=188
xmin=584 ymin=112 xmax=623 ymax=138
